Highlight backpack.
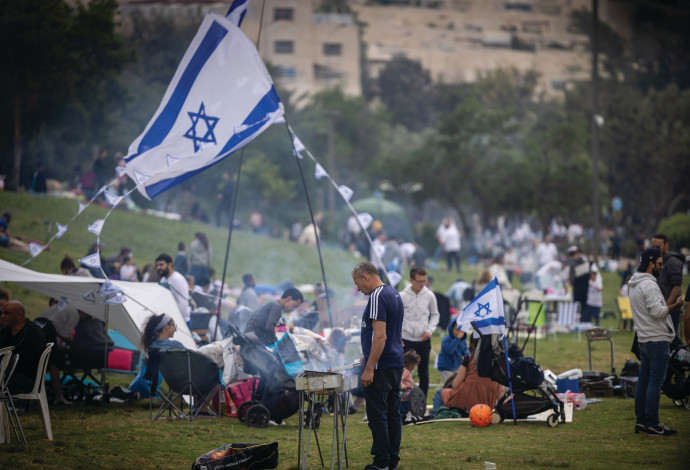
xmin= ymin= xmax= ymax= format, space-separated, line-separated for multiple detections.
xmin=511 ymin=357 xmax=544 ymax=386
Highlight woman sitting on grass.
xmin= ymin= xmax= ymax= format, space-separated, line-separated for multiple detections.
xmin=141 ymin=313 xmax=185 ymax=352
xmin=432 ymin=337 xmax=505 ymax=415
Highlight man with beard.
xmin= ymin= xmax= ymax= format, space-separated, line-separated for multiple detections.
xmin=651 ymin=233 xmax=684 ymax=336
xmin=155 ymin=253 xmax=191 ymax=327
xmin=629 ymin=248 xmax=684 ymax=436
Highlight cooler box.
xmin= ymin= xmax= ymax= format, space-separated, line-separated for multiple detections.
xmin=557 ymin=378 xmax=580 ymax=393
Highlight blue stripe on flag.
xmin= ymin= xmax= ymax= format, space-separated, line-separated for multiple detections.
xmin=226 ymin=0 xmax=249 ymax=26
xmin=473 ymin=316 xmax=505 ymax=329
xmin=214 ymin=86 xmax=281 ymax=156
xmin=473 ymin=277 xmax=498 ymax=300
xmin=142 ymin=86 xmax=281 ymax=199
xmin=128 ymin=21 xmax=229 ymax=161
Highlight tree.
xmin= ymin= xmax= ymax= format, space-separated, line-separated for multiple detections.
xmin=376 ymin=55 xmax=433 ymax=132
xmin=0 ymin=0 xmax=133 ymax=189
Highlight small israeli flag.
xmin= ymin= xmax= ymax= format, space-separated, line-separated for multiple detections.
xmin=88 ymin=219 xmax=105 ymax=235
xmin=338 ymin=185 xmax=353 ymax=202
xmin=79 ymin=252 xmax=101 ymax=268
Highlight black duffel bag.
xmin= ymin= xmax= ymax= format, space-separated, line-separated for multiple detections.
xmin=192 ymin=442 xmax=278 ymax=470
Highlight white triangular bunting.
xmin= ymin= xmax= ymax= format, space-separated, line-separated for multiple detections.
xmin=315 ymin=163 xmax=329 ymax=180
xmin=103 ymin=293 xmax=126 ymax=305
xmin=77 ymin=201 xmax=88 ymax=214
xmin=28 ymin=242 xmax=44 ymax=258
xmin=82 ymin=291 xmax=97 ymax=303
xmin=88 ymin=219 xmax=105 ymax=235
xmin=386 ymin=271 xmax=402 ymax=287
xmin=55 ymin=223 xmax=68 ymax=239
xmin=357 ymin=213 xmax=373 ymax=230
xmin=79 ymin=252 xmax=101 ymax=268
xmin=338 ymin=185 xmax=353 ymax=202
xmin=104 ymin=190 xmax=123 ymax=207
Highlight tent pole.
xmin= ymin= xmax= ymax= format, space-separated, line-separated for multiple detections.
xmin=102 ymin=303 xmax=109 ymax=403
xmin=284 ymin=122 xmax=333 ymax=328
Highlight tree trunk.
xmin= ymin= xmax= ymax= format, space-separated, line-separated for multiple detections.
xmin=12 ymin=95 xmax=22 ymax=190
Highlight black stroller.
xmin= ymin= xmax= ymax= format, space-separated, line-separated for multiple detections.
xmin=473 ymin=326 xmax=565 ymax=427
xmin=226 ymin=324 xmax=319 ymax=428
xmin=663 ymin=341 xmax=690 ymax=409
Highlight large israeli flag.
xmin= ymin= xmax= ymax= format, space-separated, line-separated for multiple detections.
xmin=457 ymin=276 xmax=505 ymax=336
xmin=125 ymin=12 xmax=283 ymax=200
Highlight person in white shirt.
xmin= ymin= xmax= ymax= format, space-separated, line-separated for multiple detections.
xmin=436 ymin=217 xmax=462 ymax=273
xmin=536 ymin=235 xmax=558 ymax=267
xmin=155 ymin=253 xmax=191 ymax=326
xmin=400 ymin=267 xmax=440 ymax=399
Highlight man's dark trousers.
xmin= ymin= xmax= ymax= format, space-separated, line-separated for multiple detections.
xmin=363 ymin=368 xmax=403 ymax=470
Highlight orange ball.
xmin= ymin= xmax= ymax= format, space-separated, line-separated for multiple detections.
xmin=469 ymin=404 xmax=492 ymax=427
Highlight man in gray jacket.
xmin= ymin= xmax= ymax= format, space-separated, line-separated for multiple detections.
xmin=629 ymin=248 xmax=684 ymax=436
xmin=400 ymin=267 xmax=439 ymax=399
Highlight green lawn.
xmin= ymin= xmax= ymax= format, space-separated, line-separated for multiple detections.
xmin=1 ymin=191 xmax=689 ymax=468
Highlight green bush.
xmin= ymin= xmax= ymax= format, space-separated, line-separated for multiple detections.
xmin=657 ymin=213 xmax=690 ymax=251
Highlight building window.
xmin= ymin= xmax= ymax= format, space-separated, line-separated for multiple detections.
xmin=274 ymin=40 xmax=294 ymax=54
xmin=323 ymin=43 xmax=342 ymax=56
xmin=274 ymin=66 xmax=297 ymax=78
xmin=314 ymin=63 xmax=344 ymax=80
xmin=274 ymin=8 xmax=294 ymax=21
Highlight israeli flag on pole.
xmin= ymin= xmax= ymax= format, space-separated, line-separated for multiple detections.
xmin=226 ymin=0 xmax=251 ymax=27
xmin=457 ymin=276 xmax=505 ymax=336
xmin=124 ymin=13 xmax=284 ymax=200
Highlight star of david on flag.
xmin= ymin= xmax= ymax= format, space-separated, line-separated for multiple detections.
xmin=457 ymin=276 xmax=505 ymax=336
xmin=124 ymin=13 xmax=284 ymax=200
xmin=184 ymin=102 xmax=219 ymax=152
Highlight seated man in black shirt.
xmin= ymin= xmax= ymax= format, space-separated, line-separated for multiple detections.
xmin=0 ymin=300 xmax=47 ymax=393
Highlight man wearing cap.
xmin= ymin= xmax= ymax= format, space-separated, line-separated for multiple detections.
xmin=567 ymin=246 xmax=589 ymax=308
xmin=629 ymin=248 xmax=683 ymax=436
xmin=651 ymin=233 xmax=684 ymax=336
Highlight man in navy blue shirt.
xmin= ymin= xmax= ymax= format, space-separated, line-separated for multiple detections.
xmin=353 ymin=261 xmax=404 ymax=470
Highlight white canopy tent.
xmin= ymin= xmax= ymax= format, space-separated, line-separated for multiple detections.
xmin=0 ymin=259 xmax=197 ymax=350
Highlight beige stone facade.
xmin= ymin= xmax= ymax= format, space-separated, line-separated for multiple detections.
xmin=118 ymin=1 xmax=642 ymax=102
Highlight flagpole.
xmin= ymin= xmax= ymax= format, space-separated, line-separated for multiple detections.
xmin=284 ymin=121 xmax=334 ymax=328
xmin=502 ymin=334 xmax=518 ymax=425
xmin=214 ymin=149 xmax=244 ymax=340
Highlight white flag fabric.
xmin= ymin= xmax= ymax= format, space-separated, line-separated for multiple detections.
xmin=373 ymin=244 xmax=386 ymax=259
xmin=28 ymin=242 xmax=44 ymax=258
xmin=104 ymin=190 xmax=123 ymax=207
xmin=386 ymin=271 xmax=402 ymax=288
xmin=124 ymin=13 xmax=284 ymax=200
xmin=77 ymin=201 xmax=87 ymax=215
xmin=314 ymin=163 xmax=329 ymax=180
xmin=338 ymin=185 xmax=353 ymax=202
xmin=88 ymin=219 xmax=105 ymax=235
xmin=55 ymin=223 xmax=68 ymax=239
xmin=79 ymin=252 xmax=101 ymax=269
xmin=226 ymin=0 xmax=250 ymax=26
xmin=457 ymin=276 xmax=505 ymax=336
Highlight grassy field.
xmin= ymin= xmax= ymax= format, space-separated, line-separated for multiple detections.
xmin=1 ymin=191 xmax=689 ymax=468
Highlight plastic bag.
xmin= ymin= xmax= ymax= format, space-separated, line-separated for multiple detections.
xmin=191 ymin=442 xmax=278 ymax=470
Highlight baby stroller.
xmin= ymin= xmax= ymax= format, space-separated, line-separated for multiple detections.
xmin=663 ymin=341 xmax=690 ymax=409
xmin=473 ymin=326 xmax=565 ymax=427
xmin=226 ymin=324 xmax=319 ymax=428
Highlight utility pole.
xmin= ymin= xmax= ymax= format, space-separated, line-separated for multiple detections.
xmin=590 ymin=0 xmax=601 ymax=261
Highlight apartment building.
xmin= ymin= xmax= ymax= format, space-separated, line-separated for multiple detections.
xmin=118 ymin=1 xmax=644 ymax=102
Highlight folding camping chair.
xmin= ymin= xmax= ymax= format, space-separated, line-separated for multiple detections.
xmin=147 ymin=349 xmax=222 ymax=421
xmin=0 ymin=347 xmax=24 ymax=444
xmin=617 ymin=297 xmax=634 ymax=330
xmin=514 ymin=299 xmax=545 ymax=361
xmin=556 ymin=301 xmax=582 ymax=341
